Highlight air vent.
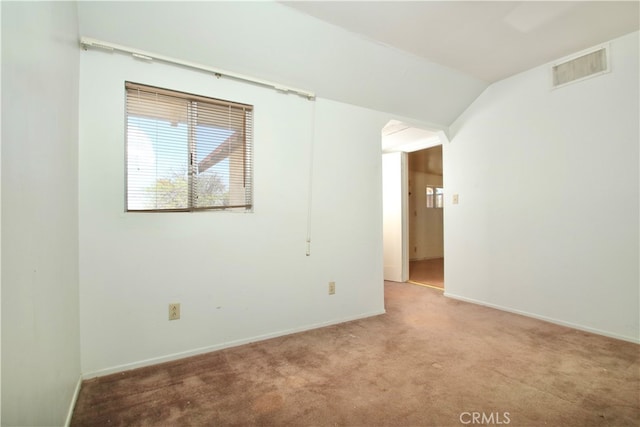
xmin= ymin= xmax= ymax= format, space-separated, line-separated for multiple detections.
xmin=552 ymin=45 xmax=609 ymax=89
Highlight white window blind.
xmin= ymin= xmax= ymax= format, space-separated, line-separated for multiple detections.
xmin=125 ymin=82 xmax=253 ymax=212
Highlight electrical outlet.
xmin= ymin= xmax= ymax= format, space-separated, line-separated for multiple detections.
xmin=169 ymin=303 xmax=180 ymax=320
xmin=328 ymin=281 xmax=336 ymax=295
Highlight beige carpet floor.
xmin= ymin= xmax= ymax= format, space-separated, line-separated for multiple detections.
xmin=72 ymin=281 xmax=639 ymax=426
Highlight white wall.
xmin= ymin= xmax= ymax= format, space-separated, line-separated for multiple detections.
xmin=0 ymin=3 xmax=3 ymax=422
xmin=444 ymin=32 xmax=639 ymax=342
xmin=383 ymin=152 xmax=408 ymax=282
xmin=1 ymin=2 xmax=81 ymax=425
xmin=79 ymin=50 xmax=389 ymax=375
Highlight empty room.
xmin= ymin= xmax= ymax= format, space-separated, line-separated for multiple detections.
xmin=2 ymin=1 xmax=638 ymax=426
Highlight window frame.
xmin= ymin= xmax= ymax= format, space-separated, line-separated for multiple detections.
xmin=426 ymin=186 xmax=444 ymax=209
xmin=124 ymin=81 xmax=254 ymax=213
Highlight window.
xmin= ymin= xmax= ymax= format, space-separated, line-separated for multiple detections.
xmin=125 ymin=82 xmax=253 ymax=212
xmin=426 ymin=186 xmax=443 ymax=208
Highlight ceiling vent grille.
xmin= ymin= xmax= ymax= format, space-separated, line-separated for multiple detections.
xmin=552 ymin=45 xmax=609 ymax=89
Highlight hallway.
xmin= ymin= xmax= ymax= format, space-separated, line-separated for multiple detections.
xmin=409 ymin=257 xmax=444 ymax=289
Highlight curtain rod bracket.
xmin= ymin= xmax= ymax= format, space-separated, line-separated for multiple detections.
xmin=132 ymin=53 xmax=153 ymax=62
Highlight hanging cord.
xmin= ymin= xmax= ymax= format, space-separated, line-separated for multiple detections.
xmin=305 ymin=100 xmax=317 ymax=256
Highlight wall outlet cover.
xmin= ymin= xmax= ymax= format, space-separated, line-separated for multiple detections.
xmin=169 ymin=303 xmax=180 ymax=320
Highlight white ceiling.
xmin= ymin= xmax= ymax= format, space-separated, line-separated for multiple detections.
xmin=76 ymin=1 xmax=488 ymax=126
xmin=76 ymin=1 xmax=638 ymax=127
xmin=382 ymin=120 xmax=444 ymax=153
xmin=282 ymin=1 xmax=640 ymax=82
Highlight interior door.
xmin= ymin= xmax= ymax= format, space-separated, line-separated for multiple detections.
xmin=382 ymin=152 xmax=408 ymax=282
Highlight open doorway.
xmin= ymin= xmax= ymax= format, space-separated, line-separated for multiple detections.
xmin=382 ymin=120 xmax=446 ymax=290
xmin=408 ymin=146 xmax=444 ymax=289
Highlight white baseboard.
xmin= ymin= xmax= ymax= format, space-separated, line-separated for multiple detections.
xmin=444 ymin=292 xmax=640 ymax=344
xmin=82 ymin=309 xmax=386 ymax=379
xmin=64 ymin=375 xmax=83 ymax=427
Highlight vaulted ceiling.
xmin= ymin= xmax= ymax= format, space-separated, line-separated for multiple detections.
xmin=76 ymin=1 xmax=639 ymax=127
xmin=282 ymin=1 xmax=639 ymax=83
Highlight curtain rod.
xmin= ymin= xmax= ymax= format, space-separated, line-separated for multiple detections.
xmin=79 ymin=36 xmax=316 ymax=100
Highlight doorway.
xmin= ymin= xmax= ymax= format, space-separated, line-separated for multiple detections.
xmin=407 ymin=146 xmax=444 ymax=290
xmin=382 ymin=120 xmax=446 ymax=289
